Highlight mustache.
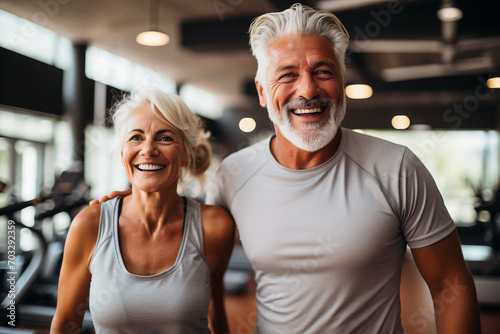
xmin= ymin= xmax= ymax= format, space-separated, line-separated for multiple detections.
xmin=283 ymin=97 xmax=335 ymax=112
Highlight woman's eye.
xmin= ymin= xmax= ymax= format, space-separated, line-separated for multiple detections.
xmin=159 ymin=136 xmax=174 ymax=142
xmin=129 ymin=135 xmax=141 ymax=141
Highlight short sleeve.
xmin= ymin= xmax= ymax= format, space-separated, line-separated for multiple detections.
xmin=205 ymin=165 xmax=227 ymax=208
xmin=399 ymin=149 xmax=456 ymax=248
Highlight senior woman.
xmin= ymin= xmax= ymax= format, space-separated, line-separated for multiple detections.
xmin=50 ymin=89 xmax=235 ymax=334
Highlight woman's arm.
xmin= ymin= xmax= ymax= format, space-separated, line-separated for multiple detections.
xmin=50 ymin=205 xmax=101 ymax=334
xmin=202 ymin=205 xmax=235 ymax=334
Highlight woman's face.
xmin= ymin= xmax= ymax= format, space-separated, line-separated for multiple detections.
xmin=120 ymin=104 xmax=189 ymax=194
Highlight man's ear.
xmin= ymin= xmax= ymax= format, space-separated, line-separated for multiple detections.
xmin=255 ymin=80 xmax=267 ymax=108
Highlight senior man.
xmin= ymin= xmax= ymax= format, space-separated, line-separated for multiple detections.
xmin=206 ymin=3 xmax=480 ymax=334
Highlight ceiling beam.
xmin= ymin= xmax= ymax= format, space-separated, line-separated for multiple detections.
xmin=182 ymin=17 xmax=253 ymax=51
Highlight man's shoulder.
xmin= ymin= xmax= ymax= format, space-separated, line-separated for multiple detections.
xmin=343 ymin=128 xmax=408 ymax=158
xmin=207 ymin=136 xmax=272 ymax=207
xmin=219 ymin=136 xmax=271 ymax=172
xmin=341 ymin=128 xmax=413 ymax=176
xmin=345 ymin=128 xmax=406 ymax=149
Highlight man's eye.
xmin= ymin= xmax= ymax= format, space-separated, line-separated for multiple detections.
xmin=280 ymin=73 xmax=294 ymax=79
xmin=316 ymin=70 xmax=333 ymax=76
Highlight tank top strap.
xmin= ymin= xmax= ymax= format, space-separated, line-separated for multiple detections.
xmin=90 ymin=197 xmax=122 ymax=272
xmin=184 ymin=197 xmax=206 ymax=262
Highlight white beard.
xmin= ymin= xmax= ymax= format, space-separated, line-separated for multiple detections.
xmin=265 ymin=93 xmax=345 ymax=152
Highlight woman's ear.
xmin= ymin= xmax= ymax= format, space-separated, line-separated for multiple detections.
xmin=120 ymin=150 xmax=125 ymax=166
xmin=183 ymin=154 xmax=192 ymax=167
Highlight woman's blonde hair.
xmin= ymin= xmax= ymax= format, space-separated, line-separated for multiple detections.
xmin=110 ymin=88 xmax=212 ymax=193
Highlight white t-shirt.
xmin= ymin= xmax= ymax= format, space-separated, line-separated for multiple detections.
xmin=207 ymin=128 xmax=456 ymax=333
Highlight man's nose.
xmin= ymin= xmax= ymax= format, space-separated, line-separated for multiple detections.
xmin=296 ymin=73 xmax=320 ymax=100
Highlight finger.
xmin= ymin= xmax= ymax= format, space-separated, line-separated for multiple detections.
xmin=112 ymin=189 xmax=132 ymax=197
xmin=89 ymin=199 xmax=99 ymax=206
xmin=98 ymin=195 xmax=110 ymax=203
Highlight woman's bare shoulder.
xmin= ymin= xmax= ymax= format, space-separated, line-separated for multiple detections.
xmin=200 ymin=204 xmax=234 ymax=240
xmin=68 ymin=204 xmax=102 ymax=239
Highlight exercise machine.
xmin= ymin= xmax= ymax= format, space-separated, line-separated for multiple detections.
xmin=0 ymin=170 xmax=93 ymax=332
xmin=459 ymin=183 xmax=500 ymax=305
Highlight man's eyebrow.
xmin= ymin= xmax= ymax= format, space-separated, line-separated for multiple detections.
xmin=276 ymin=64 xmax=298 ymax=72
xmin=314 ymin=60 xmax=337 ymax=69
xmin=275 ymin=60 xmax=338 ymax=72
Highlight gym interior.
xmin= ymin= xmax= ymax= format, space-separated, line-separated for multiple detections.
xmin=1 ymin=0 xmax=500 ymax=333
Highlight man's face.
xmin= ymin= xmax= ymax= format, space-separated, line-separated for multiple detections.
xmin=256 ymin=34 xmax=345 ymax=152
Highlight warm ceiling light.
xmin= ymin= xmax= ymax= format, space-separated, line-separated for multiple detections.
xmin=136 ymin=0 xmax=169 ymax=46
xmin=239 ymin=117 xmax=256 ymax=133
xmin=345 ymin=84 xmax=373 ymax=99
xmin=437 ymin=7 xmax=463 ymax=21
xmin=391 ymin=115 xmax=410 ymax=130
xmin=487 ymin=77 xmax=500 ymax=89
xmin=136 ymin=31 xmax=169 ymax=46
xmin=437 ymin=1 xmax=463 ymax=22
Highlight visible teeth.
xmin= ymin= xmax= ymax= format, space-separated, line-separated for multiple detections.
xmin=137 ymin=164 xmax=165 ymax=171
xmin=293 ymin=107 xmax=322 ymax=114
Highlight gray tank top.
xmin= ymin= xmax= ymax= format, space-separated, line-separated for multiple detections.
xmin=89 ymin=197 xmax=211 ymax=334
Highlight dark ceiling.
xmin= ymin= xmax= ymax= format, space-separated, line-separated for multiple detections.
xmin=1 ymin=0 xmax=499 ymax=154
xmin=183 ymin=0 xmax=500 ymax=134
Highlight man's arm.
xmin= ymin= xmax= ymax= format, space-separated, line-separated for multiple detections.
xmin=411 ymin=230 xmax=481 ymax=334
xmin=88 ymin=189 xmax=131 ymax=205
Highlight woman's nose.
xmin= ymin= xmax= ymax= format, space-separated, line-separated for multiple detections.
xmin=141 ymin=139 xmax=159 ymax=157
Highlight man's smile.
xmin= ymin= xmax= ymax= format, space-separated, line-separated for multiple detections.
xmin=291 ymin=106 xmax=326 ymax=115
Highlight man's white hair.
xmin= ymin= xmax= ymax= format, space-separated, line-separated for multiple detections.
xmin=249 ymin=3 xmax=350 ymax=90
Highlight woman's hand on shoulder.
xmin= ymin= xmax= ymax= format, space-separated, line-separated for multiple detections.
xmin=89 ymin=188 xmax=131 ymax=205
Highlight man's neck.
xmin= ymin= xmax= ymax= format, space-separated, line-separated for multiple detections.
xmin=270 ymin=128 xmax=342 ymax=170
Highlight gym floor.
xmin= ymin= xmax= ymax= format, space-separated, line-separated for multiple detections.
xmin=10 ymin=290 xmax=500 ymax=334
xmin=10 ymin=253 xmax=500 ymax=333
xmin=224 ymin=265 xmax=500 ymax=334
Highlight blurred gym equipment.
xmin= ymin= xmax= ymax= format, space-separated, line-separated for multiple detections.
xmin=459 ymin=183 xmax=500 ymax=305
xmin=0 ymin=170 xmax=93 ymax=332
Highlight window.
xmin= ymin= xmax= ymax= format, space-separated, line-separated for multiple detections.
xmin=0 ymin=9 xmax=72 ymax=69
xmin=363 ymin=130 xmax=500 ymax=226
xmin=85 ymin=46 xmax=176 ymax=93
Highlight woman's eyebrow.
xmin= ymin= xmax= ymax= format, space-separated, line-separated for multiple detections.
xmin=128 ymin=129 xmax=175 ymax=134
xmin=156 ymin=129 xmax=176 ymax=136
